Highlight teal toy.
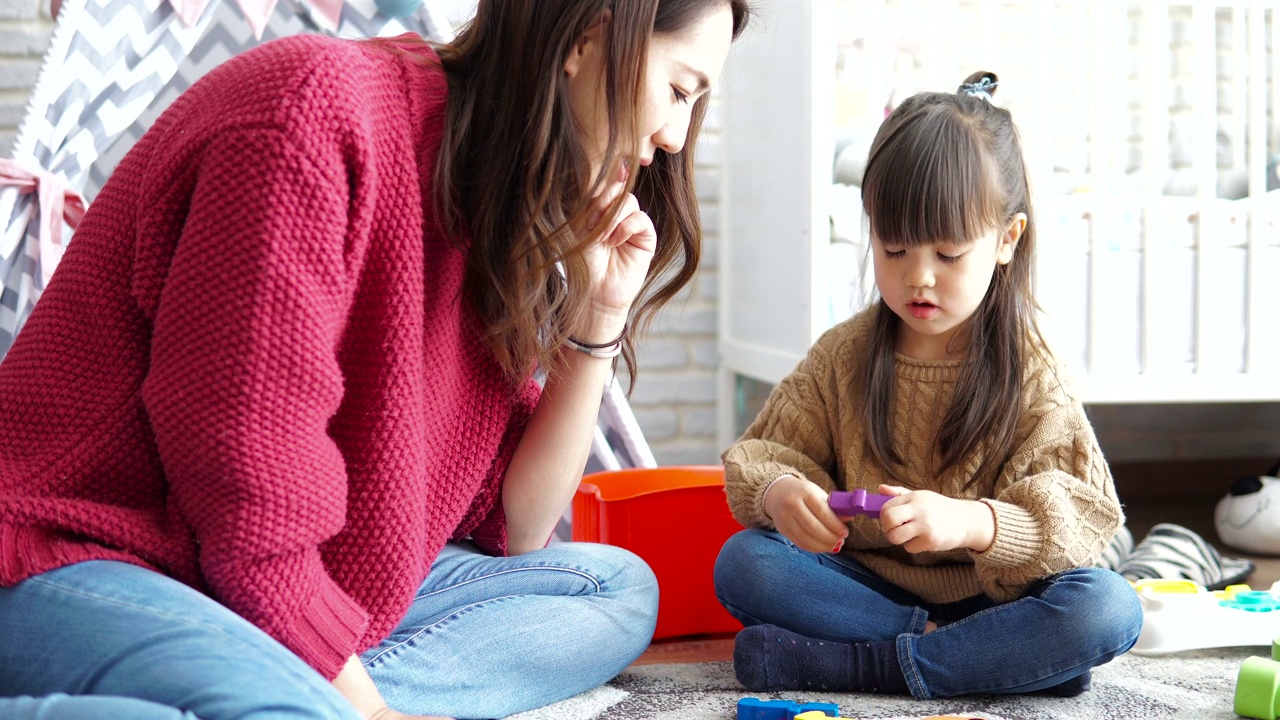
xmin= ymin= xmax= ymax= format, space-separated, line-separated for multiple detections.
xmin=1222 ymin=590 xmax=1280 ymax=613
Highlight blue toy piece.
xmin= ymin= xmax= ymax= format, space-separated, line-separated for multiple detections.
xmin=374 ymin=0 xmax=422 ymax=19
xmin=737 ymin=697 xmax=841 ymax=720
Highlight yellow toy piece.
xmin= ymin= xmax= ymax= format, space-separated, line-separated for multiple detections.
xmin=1217 ymin=584 xmax=1265 ymax=601
xmin=1130 ymin=578 xmax=1201 ymax=595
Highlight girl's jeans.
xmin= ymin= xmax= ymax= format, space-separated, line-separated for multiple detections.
xmin=0 ymin=541 xmax=658 ymax=720
xmin=713 ymin=529 xmax=1142 ymax=699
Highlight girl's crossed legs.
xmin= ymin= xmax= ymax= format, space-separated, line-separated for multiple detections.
xmin=713 ymin=528 xmax=1141 ymax=699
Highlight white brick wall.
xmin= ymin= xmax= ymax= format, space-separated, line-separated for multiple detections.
xmin=0 ymin=0 xmax=50 ymax=155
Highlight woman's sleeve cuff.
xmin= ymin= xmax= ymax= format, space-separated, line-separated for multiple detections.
xmin=281 ymin=574 xmax=371 ymax=680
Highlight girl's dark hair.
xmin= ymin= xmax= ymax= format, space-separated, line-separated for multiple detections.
xmin=860 ymin=70 xmax=1043 ymax=488
xmin=416 ymin=0 xmax=750 ymax=384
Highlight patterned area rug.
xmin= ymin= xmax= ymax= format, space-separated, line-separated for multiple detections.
xmin=509 ymin=648 xmax=1261 ymax=719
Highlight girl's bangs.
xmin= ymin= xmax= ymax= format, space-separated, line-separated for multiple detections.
xmin=863 ymin=109 xmax=1004 ymax=247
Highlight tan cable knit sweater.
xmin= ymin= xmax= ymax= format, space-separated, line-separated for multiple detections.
xmin=722 ymin=307 xmax=1122 ymax=604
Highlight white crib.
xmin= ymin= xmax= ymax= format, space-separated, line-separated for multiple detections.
xmin=827 ymin=0 xmax=1280 ymax=404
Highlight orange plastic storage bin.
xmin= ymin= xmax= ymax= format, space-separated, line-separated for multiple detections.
xmin=573 ymin=465 xmax=744 ymax=640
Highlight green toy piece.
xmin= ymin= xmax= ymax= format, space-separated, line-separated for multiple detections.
xmin=1236 ymin=656 xmax=1280 ymax=719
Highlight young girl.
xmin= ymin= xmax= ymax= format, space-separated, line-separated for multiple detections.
xmin=715 ymin=72 xmax=1141 ymax=700
xmin=0 ymin=2 xmax=750 ymax=719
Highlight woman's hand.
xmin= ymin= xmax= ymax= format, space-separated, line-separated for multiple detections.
xmin=762 ymin=475 xmax=848 ymax=554
xmin=877 ymin=484 xmax=995 ymax=553
xmin=333 ymin=655 xmax=455 ymax=720
xmin=500 ymin=174 xmax=658 ymax=552
xmin=575 ymin=176 xmax=657 ymax=342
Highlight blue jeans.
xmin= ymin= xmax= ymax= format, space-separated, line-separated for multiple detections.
xmin=361 ymin=541 xmax=657 ymax=717
xmin=713 ymin=529 xmax=1141 ymax=699
xmin=0 ymin=542 xmax=657 ymax=720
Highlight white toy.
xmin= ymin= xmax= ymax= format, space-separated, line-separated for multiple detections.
xmin=1216 ymin=471 xmax=1280 ymax=555
xmin=1132 ymin=579 xmax=1280 ymax=656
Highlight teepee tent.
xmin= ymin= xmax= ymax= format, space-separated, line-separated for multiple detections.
xmin=0 ymin=0 xmax=451 ymax=355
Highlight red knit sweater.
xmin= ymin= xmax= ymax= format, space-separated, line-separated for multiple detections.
xmin=0 ymin=34 xmax=540 ymax=680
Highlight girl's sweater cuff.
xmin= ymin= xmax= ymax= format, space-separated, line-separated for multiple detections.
xmin=974 ymin=498 xmax=1043 ymax=568
xmin=730 ymin=460 xmax=802 ymax=528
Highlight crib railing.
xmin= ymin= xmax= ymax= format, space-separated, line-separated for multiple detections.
xmin=1036 ymin=1 xmax=1278 ymax=402
xmin=840 ymin=0 xmax=1280 ymax=403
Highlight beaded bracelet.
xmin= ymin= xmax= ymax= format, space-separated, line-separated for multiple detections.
xmin=564 ymin=326 xmax=627 ymax=359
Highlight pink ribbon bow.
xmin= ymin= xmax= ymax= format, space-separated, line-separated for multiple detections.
xmin=0 ymin=157 xmax=86 ymax=287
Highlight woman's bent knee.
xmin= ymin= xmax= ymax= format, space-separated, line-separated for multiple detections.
xmin=564 ymin=542 xmax=658 ymax=602
xmin=563 ymin=543 xmax=659 ymax=658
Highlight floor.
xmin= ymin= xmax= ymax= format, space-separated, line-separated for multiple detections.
xmin=630 ymin=456 xmax=1280 ymax=666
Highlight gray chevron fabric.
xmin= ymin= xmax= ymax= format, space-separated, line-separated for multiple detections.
xmin=0 ymin=0 xmax=440 ymax=357
xmin=84 ymin=0 xmax=437 ymax=200
xmin=0 ymin=0 xmax=213 ymax=353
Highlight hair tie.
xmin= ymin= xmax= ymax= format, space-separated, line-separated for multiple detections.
xmin=564 ymin=324 xmax=628 ymax=359
xmin=958 ymin=76 xmax=998 ymax=100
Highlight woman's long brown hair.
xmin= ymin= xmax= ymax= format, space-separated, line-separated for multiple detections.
xmin=859 ymin=71 xmax=1044 ymax=489
xmin=419 ymin=0 xmax=751 ymax=385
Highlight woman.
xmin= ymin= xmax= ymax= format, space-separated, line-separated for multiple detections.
xmin=0 ymin=1 xmax=751 ymax=719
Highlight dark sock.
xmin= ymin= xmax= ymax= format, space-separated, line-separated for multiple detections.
xmin=733 ymin=624 xmax=910 ymax=694
xmin=1037 ymin=670 xmax=1092 ymax=697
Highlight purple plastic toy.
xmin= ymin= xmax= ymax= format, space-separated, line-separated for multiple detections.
xmin=828 ymin=489 xmax=889 ymax=518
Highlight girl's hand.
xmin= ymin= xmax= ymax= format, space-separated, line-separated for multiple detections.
xmin=762 ymin=475 xmax=848 ymax=554
xmin=575 ymin=176 xmax=657 ymax=342
xmin=877 ymin=484 xmax=995 ymax=553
